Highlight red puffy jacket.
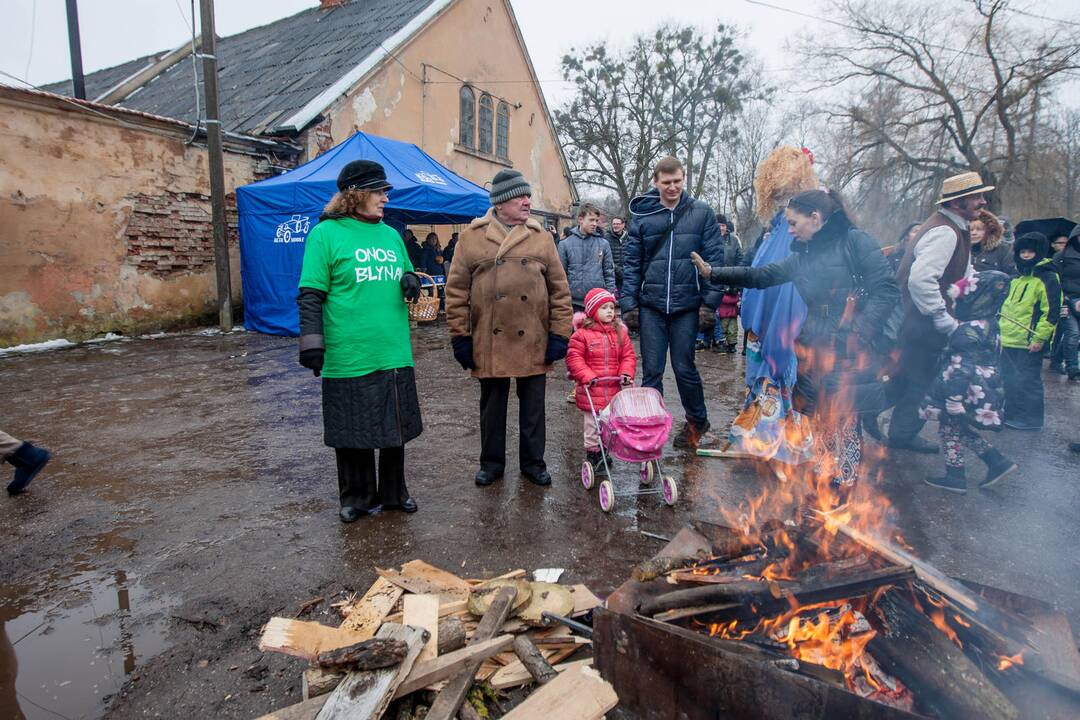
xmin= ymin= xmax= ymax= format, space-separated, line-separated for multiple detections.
xmin=718 ymin=290 xmax=741 ymax=319
xmin=566 ymin=318 xmax=637 ymax=412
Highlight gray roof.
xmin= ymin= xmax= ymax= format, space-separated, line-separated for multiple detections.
xmin=43 ymin=0 xmax=437 ymax=136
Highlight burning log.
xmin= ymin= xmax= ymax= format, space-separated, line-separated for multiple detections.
xmin=630 ymin=553 xmax=708 ymax=582
xmin=641 ymin=565 xmax=914 ymax=622
xmin=869 ymin=589 xmax=1019 ymax=720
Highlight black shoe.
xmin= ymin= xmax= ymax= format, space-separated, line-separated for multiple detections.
xmin=695 ymin=339 xmax=707 ymax=352
xmin=862 ymin=414 xmax=886 ymax=443
xmin=887 ymin=435 xmax=939 ymax=454
xmin=523 ymin=469 xmax=552 ymax=486
xmin=925 ymin=466 xmax=966 ymax=493
xmin=710 ymin=342 xmax=724 ymax=354
xmin=1069 ymin=369 xmax=1080 ymax=381
xmin=1071 ymin=443 xmax=1080 ymax=454
xmin=1003 ymin=419 xmax=1042 ymax=431
xmin=475 ymin=469 xmax=502 ymax=486
xmin=978 ymin=449 xmax=1017 ymax=488
xmin=1053 ymin=364 xmax=1068 ymax=375
xmin=6 ymin=442 xmax=51 ymax=495
xmin=726 ymin=344 xmax=737 ymax=354
xmin=392 ymin=497 xmax=419 ymax=513
xmin=673 ymin=419 xmax=710 ymax=449
xmin=339 ymin=506 xmax=364 ymax=523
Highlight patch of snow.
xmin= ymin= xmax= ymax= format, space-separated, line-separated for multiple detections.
xmin=0 ymin=339 xmax=76 ymax=356
xmin=84 ymin=332 xmax=127 ymax=344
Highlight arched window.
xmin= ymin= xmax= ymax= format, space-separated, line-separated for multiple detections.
xmin=496 ymin=101 xmax=510 ymax=160
xmin=478 ymin=94 xmax=494 ymax=155
xmin=459 ymin=86 xmax=475 ymax=148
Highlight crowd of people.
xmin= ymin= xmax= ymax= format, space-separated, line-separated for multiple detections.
xmin=281 ymin=154 xmax=1079 ymax=522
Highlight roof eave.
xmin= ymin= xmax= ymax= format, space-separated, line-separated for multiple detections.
xmin=272 ymin=0 xmax=456 ymax=135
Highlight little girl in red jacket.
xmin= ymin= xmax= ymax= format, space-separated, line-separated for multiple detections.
xmin=566 ymin=288 xmax=637 ymax=473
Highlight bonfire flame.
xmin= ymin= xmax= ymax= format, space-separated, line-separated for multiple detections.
xmin=998 ymin=652 xmax=1024 ymax=671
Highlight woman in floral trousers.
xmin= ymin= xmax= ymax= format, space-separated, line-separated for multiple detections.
xmin=919 ymin=271 xmax=1016 ymax=493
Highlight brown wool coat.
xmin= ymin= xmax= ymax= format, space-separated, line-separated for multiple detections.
xmin=445 ymin=210 xmax=573 ymax=378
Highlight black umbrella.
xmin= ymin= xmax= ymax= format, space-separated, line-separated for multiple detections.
xmin=1013 ymin=217 xmax=1077 ymax=241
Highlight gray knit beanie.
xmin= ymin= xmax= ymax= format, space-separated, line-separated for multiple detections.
xmin=489 ymin=169 xmax=532 ymax=205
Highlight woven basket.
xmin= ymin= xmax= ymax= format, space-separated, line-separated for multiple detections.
xmin=407 ymin=272 xmax=440 ymax=323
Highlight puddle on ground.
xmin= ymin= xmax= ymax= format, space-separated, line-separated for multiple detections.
xmin=1 ymin=569 xmax=172 ymax=720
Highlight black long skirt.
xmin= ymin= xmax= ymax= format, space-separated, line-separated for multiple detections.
xmin=321 ymin=367 xmax=423 ymax=449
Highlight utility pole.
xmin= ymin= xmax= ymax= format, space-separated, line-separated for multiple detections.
xmin=64 ymin=0 xmax=86 ymax=99
xmin=198 ymin=0 xmax=233 ymax=331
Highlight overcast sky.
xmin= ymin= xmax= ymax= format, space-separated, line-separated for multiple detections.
xmin=2 ymin=0 xmax=1077 ymax=110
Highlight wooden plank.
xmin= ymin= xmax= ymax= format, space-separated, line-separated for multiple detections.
xmin=339 ymin=577 xmax=404 ymax=636
xmin=569 ymin=584 xmax=602 ymax=616
xmin=465 ymin=569 xmax=527 ymax=584
xmin=403 ymin=594 xmax=440 ymax=663
xmin=392 ymin=634 xmax=514 ymax=699
xmin=377 ymin=560 xmax=472 ymax=603
xmin=426 ymin=586 xmax=517 ymax=720
xmin=813 ymin=510 xmax=979 ymax=612
xmin=384 ymin=598 xmax=468 ymax=625
xmin=302 ymin=666 xmax=344 ymax=700
xmin=257 ymin=618 xmax=369 ymax=662
xmin=254 ymin=695 xmax=326 ymax=720
xmin=314 ymin=623 xmax=427 ymax=720
xmin=500 ymin=663 xmax=617 ymax=720
xmin=489 ymin=649 xmax=583 ymax=690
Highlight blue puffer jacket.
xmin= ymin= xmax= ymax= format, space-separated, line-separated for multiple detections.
xmin=558 ymin=227 xmax=616 ymax=307
xmin=621 ymin=190 xmax=724 ymax=314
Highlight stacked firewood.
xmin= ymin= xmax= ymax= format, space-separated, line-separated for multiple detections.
xmin=252 ymin=561 xmax=615 ymax=720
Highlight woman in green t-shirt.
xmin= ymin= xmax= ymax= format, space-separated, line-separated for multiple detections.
xmin=297 ymin=160 xmax=425 ymax=523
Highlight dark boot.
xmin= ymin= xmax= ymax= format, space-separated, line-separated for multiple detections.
xmin=925 ymin=466 xmax=966 ymax=493
xmin=586 ymin=450 xmax=608 ymax=476
xmin=673 ymin=419 xmax=710 ymax=449
xmin=861 ymin=413 xmax=886 ymax=443
xmin=6 ymin=441 xmax=51 ymax=495
xmin=978 ymin=448 xmax=1017 ymax=489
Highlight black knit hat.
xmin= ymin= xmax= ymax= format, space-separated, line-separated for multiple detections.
xmin=489 ymin=169 xmax=531 ymax=204
xmin=337 ymin=160 xmax=393 ymax=192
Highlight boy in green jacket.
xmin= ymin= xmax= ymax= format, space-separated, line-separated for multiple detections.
xmin=1000 ymin=232 xmax=1062 ymax=430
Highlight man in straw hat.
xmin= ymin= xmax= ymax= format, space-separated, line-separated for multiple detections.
xmin=444 ymin=170 xmax=573 ymax=488
xmin=876 ymin=171 xmax=994 ymax=452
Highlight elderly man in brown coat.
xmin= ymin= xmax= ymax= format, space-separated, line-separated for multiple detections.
xmin=445 ymin=170 xmax=573 ymax=487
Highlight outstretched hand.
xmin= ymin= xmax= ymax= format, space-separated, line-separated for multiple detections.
xmin=690 ymin=251 xmax=712 ymax=278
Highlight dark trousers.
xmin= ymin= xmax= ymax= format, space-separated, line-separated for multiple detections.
xmin=639 ymin=306 xmax=708 ymax=425
xmin=887 ymin=331 xmax=947 ymax=442
xmin=1053 ymin=309 xmax=1079 ymax=372
xmin=335 ymin=446 xmax=407 ymax=511
xmin=479 ymin=374 xmax=546 ymax=476
xmin=1001 ymin=346 xmax=1045 ymax=428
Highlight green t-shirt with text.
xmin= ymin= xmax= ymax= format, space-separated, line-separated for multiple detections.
xmin=298 ymin=217 xmax=414 ymax=378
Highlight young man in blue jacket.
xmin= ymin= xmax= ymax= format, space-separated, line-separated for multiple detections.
xmin=621 ymin=156 xmax=725 ymax=448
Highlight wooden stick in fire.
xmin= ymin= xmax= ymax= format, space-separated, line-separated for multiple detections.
xmin=811 ymin=510 xmax=980 ymax=612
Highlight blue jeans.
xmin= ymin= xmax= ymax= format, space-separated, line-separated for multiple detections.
xmin=639 ymin=306 xmax=708 ymax=425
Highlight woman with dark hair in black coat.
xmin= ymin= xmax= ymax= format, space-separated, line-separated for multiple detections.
xmin=692 ymin=189 xmax=900 ymax=505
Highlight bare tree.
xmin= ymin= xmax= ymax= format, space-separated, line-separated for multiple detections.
xmin=798 ymin=0 xmax=1080 ymax=212
xmin=555 ymin=23 xmax=753 ymax=214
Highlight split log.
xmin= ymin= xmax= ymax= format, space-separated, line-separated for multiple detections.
xmin=511 ymin=635 xmax=558 ymax=685
xmin=869 ymin=589 xmax=1018 ymax=720
xmin=436 ymin=616 xmax=466 ymax=655
xmin=644 ymin=565 xmax=915 ymax=622
xmin=425 ymin=586 xmax=518 ymax=720
xmin=315 ymin=623 xmax=428 ymax=720
xmin=303 ymin=666 xmax=345 ymax=701
xmin=377 ymin=560 xmax=473 ymax=604
xmin=631 ymin=554 xmax=708 ymax=582
xmin=259 ymin=618 xmax=370 ymax=662
xmin=315 ymin=637 xmax=408 ymax=670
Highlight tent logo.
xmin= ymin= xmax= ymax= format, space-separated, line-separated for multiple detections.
xmin=415 ymin=171 xmax=448 ymax=186
xmin=274 ymin=215 xmax=311 ymax=244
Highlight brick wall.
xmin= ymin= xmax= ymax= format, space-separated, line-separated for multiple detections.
xmin=123 ymin=191 xmax=241 ymax=278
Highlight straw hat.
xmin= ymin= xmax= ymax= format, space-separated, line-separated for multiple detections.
xmin=935 ymin=171 xmax=995 ymax=204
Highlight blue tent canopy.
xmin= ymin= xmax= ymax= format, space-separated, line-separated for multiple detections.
xmin=236 ymin=131 xmax=491 ymax=336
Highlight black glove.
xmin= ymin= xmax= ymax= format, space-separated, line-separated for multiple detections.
xmin=451 ymin=336 xmax=476 ymax=370
xmin=622 ymin=308 xmax=639 ymax=327
xmin=299 ymin=348 xmax=325 ymax=377
xmin=544 ymin=334 xmax=569 ymax=365
xmin=401 ymin=272 xmax=422 ymax=301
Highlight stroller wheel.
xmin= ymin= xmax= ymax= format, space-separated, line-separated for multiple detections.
xmin=581 ymin=461 xmax=594 ymax=490
xmin=662 ymin=476 xmax=678 ymax=506
xmin=640 ymin=461 xmax=656 ymax=486
xmin=598 ymin=480 xmax=615 ymax=512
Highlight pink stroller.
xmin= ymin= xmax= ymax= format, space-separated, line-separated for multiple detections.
xmin=581 ymin=378 xmax=677 ymax=512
